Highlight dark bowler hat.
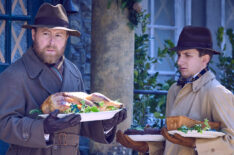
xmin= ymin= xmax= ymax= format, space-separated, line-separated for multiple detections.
xmin=170 ymin=26 xmax=220 ymax=54
xmin=22 ymin=3 xmax=80 ymax=37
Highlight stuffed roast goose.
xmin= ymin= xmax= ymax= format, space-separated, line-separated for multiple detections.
xmin=41 ymin=92 xmax=123 ymax=114
xmin=85 ymin=92 xmax=123 ymax=111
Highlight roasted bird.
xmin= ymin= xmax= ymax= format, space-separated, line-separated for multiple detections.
xmin=85 ymin=92 xmax=123 ymax=111
xmin=41 ymin=92 xmax=123 ymax=114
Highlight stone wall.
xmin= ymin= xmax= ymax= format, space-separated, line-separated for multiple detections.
xmin=66 ymin=0 xmax=92 ymax=91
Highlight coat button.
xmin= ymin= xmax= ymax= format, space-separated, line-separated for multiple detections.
xmin=53 ymin=145 xmax=58 ymax=150
xmin=23 ymin=133 xmax=29 ymax=140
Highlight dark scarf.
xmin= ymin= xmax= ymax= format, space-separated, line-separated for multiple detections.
xmin=177 ymin=67 xmax=209 ymax=87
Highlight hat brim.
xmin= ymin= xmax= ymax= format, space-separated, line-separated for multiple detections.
xmin=169 ymin=46 xmax=220 ymax=55
xmin=22 ymin=24 xmax=81 ymax=37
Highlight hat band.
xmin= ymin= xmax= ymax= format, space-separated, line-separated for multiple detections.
xmin=35 ymin=17 xmax=69 ymax=27
xmin=179 ymin=41 xmax=212 ymax=49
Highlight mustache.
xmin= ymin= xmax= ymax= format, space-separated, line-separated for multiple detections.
xmin=45 ymin=45 xmax=57 ymax=50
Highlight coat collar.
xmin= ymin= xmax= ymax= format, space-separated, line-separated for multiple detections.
xmin=192 ymin=71 xmax=215 ymax=92
xmin=22 ymin=47 xmax=43 ymax=79
xmin=60 ymin=59 xmax=81 ymax=92
xmin=22 ymin=47 xmax=62 ymax=94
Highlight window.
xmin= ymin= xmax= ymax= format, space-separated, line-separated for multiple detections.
xmin=147 ymin=0 xmax=188 ymax=83
xmin=0 ymin=0 xmax=31 ymax=72
xmin=221 ymin=0 xmax=234 ymax=57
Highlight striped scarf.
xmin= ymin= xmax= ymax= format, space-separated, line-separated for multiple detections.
xmin=177 ymin=67 xmax=209 ymax=87
xmin=49 ymin=56 xmax=64 ymax=82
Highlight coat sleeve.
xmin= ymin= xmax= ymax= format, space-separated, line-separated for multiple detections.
xmin=80 ymin=121 xmax=116 ymax=144
xmin=0 ymin=71 xmax=48 ymax=148
xmin=165 ymin=83 xmax=178 ymax=116
xmin=72 ymin=63 xmax=115 ymax=144
xmin=196 ymin=85 xmax=234 ymax=154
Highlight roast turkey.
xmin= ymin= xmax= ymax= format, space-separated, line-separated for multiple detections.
xmin=41 ymin=92 xmax=123 ymax=114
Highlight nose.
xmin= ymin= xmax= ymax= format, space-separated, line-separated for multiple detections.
xmin=49 ymin=36 xmax=56 ymax=46
xmin=177 ymin=55 xmax=183 ymax=66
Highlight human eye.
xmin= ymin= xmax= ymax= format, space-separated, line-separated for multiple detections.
xmin=185 ymin=53 xmax=192 ymax=57
xmin=42 ymin=31 xmax=50 ymax=36
xmin=55 ymin=33 xmax=64 ymax=39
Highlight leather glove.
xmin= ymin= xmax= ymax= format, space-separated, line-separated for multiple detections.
xmin=116 ymin=130 xmax=149 ymax=153
xmin=161 ymin=127 xmax=195 ymax=148
xmin=43 ymin=109 xmax=81 ymax=134
xmin=102 ymin=108 xmax=127 ymax=131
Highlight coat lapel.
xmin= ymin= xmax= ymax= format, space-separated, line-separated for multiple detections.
xmin=23 ymin=47 xmax=62 ymax=94
xmin=38 ymin=67 xmax=62 ymax=94
xmin=60 ymin=59 xmax=78 ymax=92
xmin=60 ymin=59 xmax=85 ymax=92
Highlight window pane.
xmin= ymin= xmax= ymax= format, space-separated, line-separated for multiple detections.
xmin=153 ymin=29 xmax=175 ymax=71
xmin=12 ymin=0 xmax=27 ymax=15
xmin=0 ymin=0 xmax=5 ymax=15
xmin=226 ymin=0 xmax=234 ymax=29
xmin=191 ymin=0 xmax=205 ymax=26
xmin=0 ymin=20 xmax=5 ymax=64
xmin=11 ymin=21 xmax=27 ymax=62
xmin=154 ymin=0 xmax=174 ymax=25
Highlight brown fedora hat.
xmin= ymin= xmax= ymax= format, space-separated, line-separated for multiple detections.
xmin=170 ymin=26 xmax=220 ymax=54
xmin=22 ymin=3 xmax=80 ymax=37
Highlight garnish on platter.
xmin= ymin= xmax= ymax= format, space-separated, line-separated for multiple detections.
xmin=177 ymin=118 xmax=211 ymax=133
xmin=30 ymin=92 xmax=124 ymax=122
xmin=166 ymin=116 xmax=224 ymax=138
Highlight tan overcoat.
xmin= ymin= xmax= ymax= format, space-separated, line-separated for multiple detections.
xmin=164 ymin=71 xmax=234 ymax=155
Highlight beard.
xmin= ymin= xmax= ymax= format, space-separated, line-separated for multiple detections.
xmin=33 ymin=40 xmax=66 ymax=65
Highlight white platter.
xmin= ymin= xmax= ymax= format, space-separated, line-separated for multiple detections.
xmin=128 ymin=134 xmax=165 ymax=142
xmin=39 ymin=109 xmax=122 ymax=122
xmin=168 ymin=130 xmax=225 ymax=138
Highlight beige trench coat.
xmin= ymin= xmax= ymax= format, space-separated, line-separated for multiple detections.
xmin=163 ymin=71 xmax=234 ymax=155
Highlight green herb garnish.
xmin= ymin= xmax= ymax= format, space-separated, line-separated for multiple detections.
xmin=178 ymin=125 xmax=189 ymax=133
xmin=64 ymin=104 xmax=80 ymax=114
xmin=98 ymin=101 xmax=104 ymax=107
xmin=193 ymin=124 xmax=202 ymax=133
xmin=203 ymin=118 xmax=211 ymax=131
xmin=106 ymin=106 xmax=118 ymax=110
xmin=29 ymin=109 xmax=42 ymax=115
xmin=177 ymin=118 xmax=211 ymax=133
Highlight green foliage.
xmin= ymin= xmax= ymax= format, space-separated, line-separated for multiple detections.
xmin=133 ymin=12 xmax=176 ymax=127
xmin=108 ymin=0 xmax=145 ymax=29
xmin=216 ymin=27 xmax=234 ymax=92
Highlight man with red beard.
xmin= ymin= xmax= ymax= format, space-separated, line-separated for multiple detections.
xmin=0 ymin=3 xmax=126 ymax=155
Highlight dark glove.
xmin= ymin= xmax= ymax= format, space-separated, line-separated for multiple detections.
xmin=161 ymin=127 xmax=195 ymax=148
xmin=116 ymin=130 xmax=149 ymax=153
xmin=102 ymin=108 xmax=127 ymax=131
xmin=43 ymin=110 xmax=81 ymax=134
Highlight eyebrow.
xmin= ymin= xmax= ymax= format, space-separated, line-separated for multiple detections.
xmin=183 ymin=51 xmax=195 ymax=55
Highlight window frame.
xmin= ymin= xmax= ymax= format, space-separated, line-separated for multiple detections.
xmin=147 ymin=0 xmax=193 ymax=79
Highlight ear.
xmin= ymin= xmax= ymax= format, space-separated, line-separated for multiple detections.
xmin=31 ymin=29 xmax=35 ymax=41
xmin=202 ymin=54 xmax=210 ymax=65
xmin=66 ymin=32 xmax=69 ymax=40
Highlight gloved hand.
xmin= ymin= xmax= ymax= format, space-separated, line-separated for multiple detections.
xmin=43 ymin=109 xmax=81 ymax=134
xmin=102 ymin=108 xmax=127 ymax=131
xmin=116 ymin=130 xmax=149 ymax=153
xmin=161 ymin=127 xmax=195 ymax=148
